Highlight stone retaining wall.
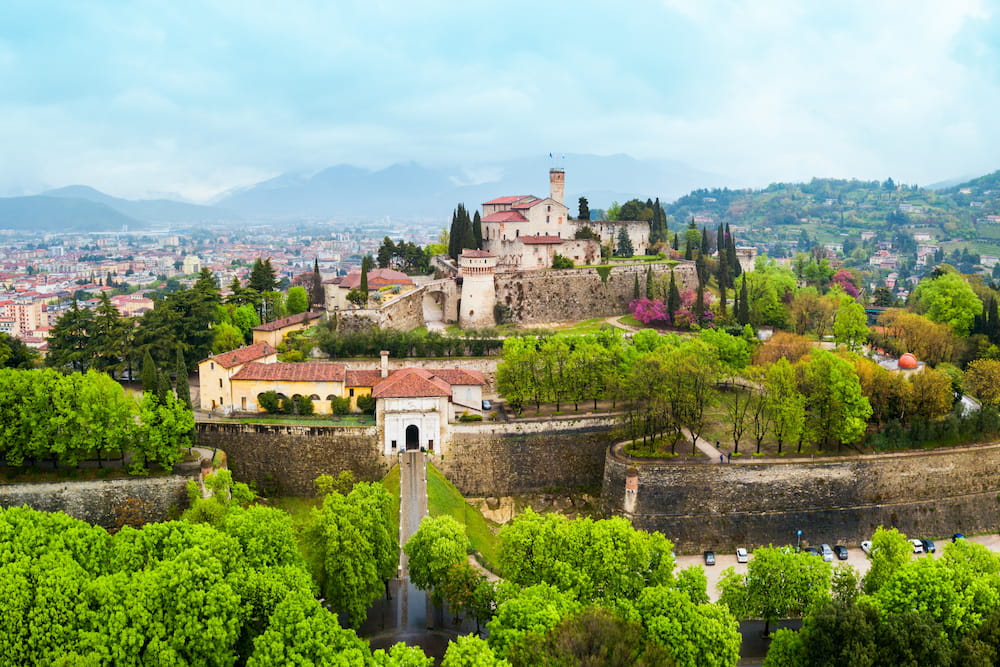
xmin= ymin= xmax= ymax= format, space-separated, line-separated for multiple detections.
xmin=602 ymin=442 xmax=1000 ymax=553
xmin=0 ymin=472 xmax=197 ymax=529
xmin=196 ymin=422 xmax=387 ymax=496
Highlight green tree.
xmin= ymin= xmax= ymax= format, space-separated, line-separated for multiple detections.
xmin=360 ymin=255 xmax=372 ymax=293
xmin=443 ymin=634 xmax=511 ymax=667
xmin=212 ymin=321 xmax=245 ymax=354
xmin=765 ymin=358 xmax=805 ymax=454
xmin=636 ymin=585 xmax=741 ymax=667
xmin=45 ymin=299 xmax=95 ymax=372
xmin=551 ymin=253 xmax=574 ymax=269
xmin=802 ymin=350 xmax=872 ymax=451
xmin=286 ymin=285 xmax=309 ymax=315
xmin=964 ymin=359 xmax=1000 ymax=406
xmin=0 ymin=332 xmax=39 ymax=369
xmin=912 ymin=271 xmax=983 ymax=335
xmin=404 ymin=515 xmax=470 ymax=604
xmin=141 ymin=349 xmax=159 ymax=395
xmin=472 ymin=210 xmax=483 ymax=250
xmin=577 ymin=196 xmax=590 ymax=221
xmin=719 ymin=545 xmax=832 ymax=636
xmin=248 ymin=590 xmax=372 ymax=666
xmin=863 ymin=526 xmax=914 ymax=594
xmin=615 ymin=227 xmax=634 ymax=257
xmin=248 ymin=257 xmax=278 ymax=293
xmin=833 ymin=299 xmax=869 ymax=352
xmin=487 ymin=584 xmax=581 ymax=658
xmin=174 ymin=346 xmax=191 ymax=408
xmin=311 ymin=257 xmax=325 ymax=306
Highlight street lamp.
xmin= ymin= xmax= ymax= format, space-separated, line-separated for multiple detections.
xmin=796 ymin=529 xmax=802 ymax=552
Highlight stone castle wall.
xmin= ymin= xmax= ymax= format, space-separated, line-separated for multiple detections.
xmin=196 ymin=422 xmax=388 ymax=496
xmin=495 ymin=262 xmax=697 ymax=324
xmin=602 ymin=442 xmax=1000 ymax=553
xmin=0 ymin=473 xmax=198 ymax=529
xmin=435 ymin=417 xmax=618 ymax=496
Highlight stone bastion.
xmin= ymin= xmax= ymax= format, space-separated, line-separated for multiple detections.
xmin=602 ymin=441 xmax=1000 ymax=553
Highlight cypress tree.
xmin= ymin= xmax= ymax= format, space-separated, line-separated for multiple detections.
xmin=672 ymin=232 xmax=679 ymax=251
xmin=175 ymin=346 xmax=191 ymax=408
xmin=701 ymin=227 xmax=710 ymax=255
xmin=716 ymin=224 xmax=725 ymax=256
xmin=667 ymin=271 xmax=680 ymax=326
xmin=685 ymin=240 xmax=693 ymax=261
xmin=360 ymin=255 xmax=371 ymax=293
xmin=156 ymin=366 xmax=171 ymax=403
xmin=310 ymin=258 xmax=324 ymax=306
xmin=578 ymin=196 xmax=590 ymax=221
xmin=472 ymin=211 xmax=483 ymax=250
xmin=719 ymin=279 xmax=727 ymax=317
xmin=633 ymin=273 xmax=640 ymax=300
xmin=646 ymin=266 xmax=654 ymax=299
xmin=738 ymin=275 xmax=750 ymax=325
xmin=695 ymin=283 xmax=705 ymax=322
xmin=448 ymin=208 xmax=459 ymax=260
xmin=459 ymin=206 xmax=476 ymax=253
xmin=141 ymin=350 xmax=158 ymax=395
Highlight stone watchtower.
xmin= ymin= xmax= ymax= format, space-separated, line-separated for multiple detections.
xmin=549 ymin=167 xmax=565 ymax=205
xmin=458 ymin=250 xmax=498 ymax=329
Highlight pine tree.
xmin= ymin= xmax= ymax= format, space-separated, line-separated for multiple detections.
xmin=310 ymin=258 xmax=324 ymax=306
xmin=667 ymin=271 xmax=680 ymax=326
xmin=578 ymin=197 xmax=590 ymax=222
xmin=175 ymin=347 xmax=191 ymax=408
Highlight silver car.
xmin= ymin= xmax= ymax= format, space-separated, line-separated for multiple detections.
xmin=820 ymin=544 xmax=834 ymax=562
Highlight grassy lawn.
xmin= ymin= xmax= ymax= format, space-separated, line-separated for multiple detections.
xmin=426 ymin=463 xmax=500 ymax=571
xmin=269 ymin=495 xmax=323 ymax=575
xmin=381 ymin=464 xmax=401 ymax=545
xmin=550 ymin=317 xmax=612 ymax=335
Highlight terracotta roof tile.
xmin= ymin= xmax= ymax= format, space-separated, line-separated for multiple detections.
xmin=346 ymin=369 xmax=382 ymax=387
xmin=231 ymin=361 xmax=346 ymax=382
xmin=483 ymin=195 xmax=531 ymax=205
xmin=460 ymin=250 xmax=496 ymax=258
xmin=372 ymin=368 xmax=452 ymax=398
xmin=431 ymin=369 xmax=487 ymax=386
xmin=520 ymin=235 xmax=565 ymax=245
xmin=482 ymin=210 xmax=528 ymax=223
xmin=252 ymin=310 xmax=323 ymax=332
xmin=207 ymin=342 xmax=277 ymax=368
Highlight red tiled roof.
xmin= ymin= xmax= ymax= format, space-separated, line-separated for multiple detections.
xmin=231 ymin=361 xmax=346 ymax=382
xmin=372 ymin=368 xmax=452 ymax=398
xmin=460 ymin=249 xmax=496 ymax=258
xmin=512 ymin=198 xmax=545 ymax=210
xmin=483 ymin=195 xmax=530 ymax=205
xmin=482 ymin=211 xmax=528 ymax=223
xmin=346 ymin=369 xmax=382 ymax=387
xmin=330 ymin=268 xmax=414 ymax=290
xmin=252 ymin=310 xmax=322 ymax=332
xmin=207 ymin=342 xmax=277 ymax=368
xmin=431 ymin=369 xmax=487 ymax=386
xmin=520 ymin=235 xmax=565 ymax=245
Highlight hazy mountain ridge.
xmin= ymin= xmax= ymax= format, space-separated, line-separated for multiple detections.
xmin=0 ymin=195 xmax=139 ymax=232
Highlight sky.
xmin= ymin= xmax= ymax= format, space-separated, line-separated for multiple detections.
xmin=1 ymin=0 xmax=999 ymax=202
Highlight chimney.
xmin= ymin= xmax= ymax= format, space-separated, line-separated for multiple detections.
xmin=549 ymin=168 xmax=565 ymax=205
xmin=380 ymin=350 xmax=389 ymax=379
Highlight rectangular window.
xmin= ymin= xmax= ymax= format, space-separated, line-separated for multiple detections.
xmin=391 ymin=440 xmax=397 ymax=449
xmin=428 ymin=439 xmax=434 ymax=449
xmin=546 ymin=215 xmax=550 ymax=223
xmin=210 ymin=362 xmax=214 ymax=370
xmin=219 ymin=378 xmax=223 ymax=388
xmin=349 ymin=388 xmax=355 ymax=397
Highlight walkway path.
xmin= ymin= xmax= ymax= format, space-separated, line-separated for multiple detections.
xmin=398 ymin=450 xmax=430 ymax=629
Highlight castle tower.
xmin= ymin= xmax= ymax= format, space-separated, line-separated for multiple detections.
xmin=549 ymin=168 xmax=565 ymax=205
xmin=458 ymin=249 xmax=498 ymax=329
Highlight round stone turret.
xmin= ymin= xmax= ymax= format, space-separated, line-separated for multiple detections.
xmin=458 ymin=250 xmax=498 ymax=329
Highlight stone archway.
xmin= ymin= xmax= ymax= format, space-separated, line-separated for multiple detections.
xmin=405 ymin=424 xmax=420 ymax=451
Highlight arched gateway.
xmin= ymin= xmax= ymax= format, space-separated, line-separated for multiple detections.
xmin=405 ymin=425 xmax=420 ymax=451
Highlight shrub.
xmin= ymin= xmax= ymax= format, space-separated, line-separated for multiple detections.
xmin=331 ymin=396 xmax=350 ymax=415
xmin=296 ymin=395 xmax=314 ymax=415
xmin=258 ymin=390 xmax=280 ymax=413
xmin=458 ymin=414 xmax=483 ymax=422
xmin=356 ymin=394 xmax=376 ymax=414
xmin=551 ymin=253 xmax=574 ymax=270
xmin=279 ymin=396 xmax=295 ymax=414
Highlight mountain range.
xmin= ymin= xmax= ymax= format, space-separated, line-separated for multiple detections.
xmin=0 ymin=154 xmax=995 ymax=233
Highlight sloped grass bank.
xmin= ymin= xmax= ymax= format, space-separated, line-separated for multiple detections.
xmin=426 ymin=463 xmax=500 ymax=571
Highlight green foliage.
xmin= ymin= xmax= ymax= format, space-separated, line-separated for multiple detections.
xmin=212 ymin=321 xmax=245 ymax=354
xmin=497 ymin=510 xmax=675 ymax=603
xmin=912 ymin=271 xmax=983 ymax=335
xmin=347 ymin=287 xmax=368 ymax=307
xmin=833 ymin=299 xmax=869 ymax=352
xmin=636 ymin=585 xmax=741 ymax=667
xmin=487 ymin=583 xmax=582 ymax=658
xmin=443 ymin=634 xmax=510 ymax=667
xmin=259 ymin=390 xmax=281 ymax=413
xmin=719 ymin=545 xmax=832 ymax=634
xmin=404 ymin=515 xmax=470 ymax=604
xmin=615 ymin=227 xmax=634 ymax=257
xmin=551 ymin=253 xmax=574 ymax=269
xmin=330 ymin=395 xmax=351 ymax=415
xmin=356 ymin=393 xmax=376 ymax=414
xmin=285 ymin=285 xmax=309 ymax=315
xmin=595 ymin=265 xmax=612 ymax=285
xmin=802 ymin=349 xmax=872 ymax=450
xmin=0 ymin=331 xmax=39 ymax=369
xmin=295 ymin=395 xmax=314 ymax=415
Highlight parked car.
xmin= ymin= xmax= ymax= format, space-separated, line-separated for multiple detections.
xmin=804 ymin=547 xmax=821 ymax=557
xmin=910 ymin=539 xmax=924 ymax=554
xmin=834 ymin=545 xmax=849 ymax=560
xmin=704 ymin=550 xmax=716 ymax=566
xmin=921 ymin=539 xmax=936 ymax=554
xmin=953 ymin=533 xmax=966 ymax=542
xmin=481 ymin=400 xmax=492 ymax=410
xmin=861 ymin=540 xmax=873 ymax=555
xmin=736 ymin=548 xmax=749 ymax=563
xmin=820 ymin=544 xmax=834 ymax=562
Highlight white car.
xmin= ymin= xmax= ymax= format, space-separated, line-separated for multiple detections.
xmin=910 ymin=539 xmax=925 ymax=554
xmin=736 ymin=547 xmax=749 ymax=563
xmin=861 ymin=540 xmax=873 ymax=555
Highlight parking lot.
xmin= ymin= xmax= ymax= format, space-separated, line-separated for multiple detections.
xmin=679 ymin=533 xmax=1000 ymax=602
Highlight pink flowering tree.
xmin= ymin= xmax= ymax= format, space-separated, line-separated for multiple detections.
xmin=832 ymin=269 xmax=860 ymax=299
